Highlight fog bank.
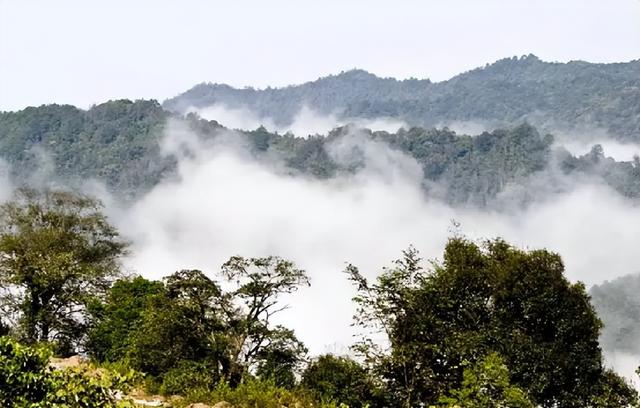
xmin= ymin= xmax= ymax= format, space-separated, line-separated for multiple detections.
xmin=114 ymin=121 xmax=640 ymax=361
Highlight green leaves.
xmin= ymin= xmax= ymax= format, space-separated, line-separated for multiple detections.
xmin=348 ymin=238 xmax=638 ymax=407
xmin=301 ymin=354 xmax=382 ymax=408
xmin=87 ymin=257 xmax=310 ymax=394
xmin=439 ymin=353 xmax=534 ymax=408
xmin=0 ymin=188 xmax=128 ymax=348
xmin=0 ymin=336 xmax=133 ymax=408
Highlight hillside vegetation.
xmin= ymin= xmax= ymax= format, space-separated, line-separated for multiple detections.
xmin=0 ymin=188 xmax=637 ymax=407
xmin=165 ymin=55 xmax=640 ymax=142
xmin=1 ymin=99 xmax=639 ymax=207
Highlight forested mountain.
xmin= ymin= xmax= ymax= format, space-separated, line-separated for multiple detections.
xmin=0 ymin=99 xmax=639 ymax=206
xmin=591 ymin=274 xmax=640 ymax=354
xmin=165 ymin=55 xmax=640 ymax=142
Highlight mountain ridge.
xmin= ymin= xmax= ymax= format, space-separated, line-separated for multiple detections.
xmin=164 ymin=55 xmax=640 ymax=141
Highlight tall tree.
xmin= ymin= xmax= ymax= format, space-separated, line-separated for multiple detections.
xmin=220 ymin=256 xmax=310 ymax=384
xmin=347 ymin=238 xmax=638 ymax=407
xmin=0 ymin=188 xmax=127 ymax=351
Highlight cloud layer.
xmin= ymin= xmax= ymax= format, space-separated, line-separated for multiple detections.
xmin=113 ymin=121 xmax=640 ymax=363
xmin=191 ymin=104 xmax=407 ymax=136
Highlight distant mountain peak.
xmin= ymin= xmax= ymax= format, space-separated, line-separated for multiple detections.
xmin=318 ymin=69 xmax=383 ymax=84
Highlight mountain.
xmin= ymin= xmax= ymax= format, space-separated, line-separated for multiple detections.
xmin=0 ymin=99 xmax=638 ymax=207
xmin=164 ymin=55 xmax=640 ymax=141
xmin=590 ymin=273 xmax=640 ymax=354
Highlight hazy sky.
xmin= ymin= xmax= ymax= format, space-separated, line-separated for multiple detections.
xmin=1 ymin=0 xmax=639 ymax=111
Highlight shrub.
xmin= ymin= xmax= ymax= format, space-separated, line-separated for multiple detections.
xmin=160 ymin=360 xmax=219 ymax=395
xmin=0 ymin=336 xmax=135 ymax=408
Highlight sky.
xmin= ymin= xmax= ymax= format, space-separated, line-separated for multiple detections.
xmin=1 ymin=0 xmax=639 ymax=111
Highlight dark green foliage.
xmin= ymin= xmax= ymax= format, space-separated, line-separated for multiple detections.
xmin=439 ymin=352 xmax=534 ymax=408
xmin=0 ymin=336 xmax=133 ymax=408
xmin=380 ymin=123 xmax=552 ymax=205
xmin=301 ymin=354 xmax=381 ymax=408
xmin=347 ymin=238 xmax=638 ymax=407
xmin=2 ymin=98 xmax=640 ymax=207
xmin=0 ymin=188 xmax=128 ymax=350
xmin=255 ymin=327 xmax=307 ymax=389
xmin=589 ymin=369 xmax=640 ymax=408
xmin=86 ymin=276 xmax=164 ymax=362
xmin=159 ymin=360 xmax=219 ymax=396
xmin=0 ymin=100 xmax=173 ymax=198
xmin=119 ymin=270 xmax=227 ymax=380
xmin=87 ymin=259 xmax=310 ymax=393
xmin=165 ymin=56 xmax=640 ymax=142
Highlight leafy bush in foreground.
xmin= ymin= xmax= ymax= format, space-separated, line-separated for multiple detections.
xmin=0 ymin=336 xmax=135 ymax=407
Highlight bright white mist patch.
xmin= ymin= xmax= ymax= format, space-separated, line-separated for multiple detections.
xmin=559 ymin=139 xmax=640 ymax=162
xmin=191 ymin=104 xmax=407 ymax=136
xmin=114 ymin=122 xmax=640 ymax=383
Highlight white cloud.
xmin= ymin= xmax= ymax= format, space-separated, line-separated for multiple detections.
xmin=193 ymin=104 xmax=407 ymax=136
xmin=114 ymin=120 xmax=640 ymax=373
xmin=560 ymin=139 xmax=640 ymax=162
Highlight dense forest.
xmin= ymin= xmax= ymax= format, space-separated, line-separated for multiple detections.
xmin=591 ymin=274 xmax=640 ymax=355
xmin=0 ymin=188 xmax=638 ymax=407
xmin=164 ymin=55 xmax=640 ymax=142
xmin=2 ymin=56 xmax=640 ymax=406
xmin=0 ymin=99 xmax=639 ymax=207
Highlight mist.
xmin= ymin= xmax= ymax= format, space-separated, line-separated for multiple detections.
xmin=103 ymin=119 xmax=640 ymax=378
xmin=191 ymin=104 xmax=407 ymax=136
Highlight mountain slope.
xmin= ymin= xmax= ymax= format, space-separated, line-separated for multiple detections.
xmin=0 ymin=100 xmax=639 ymax=206
xmin=164 ymin=55 xmax=640 ymax=141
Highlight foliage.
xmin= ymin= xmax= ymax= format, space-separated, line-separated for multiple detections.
xmin=2 ymin=97 xmax=640 ymax=208
xmin=165 ymin=56 xmax=640 ymax=142
xmin=159 ymin=360 xmax=219 ymax=396
xmin=301 ymin=354 xmax=381 ymax=408
xmin=438 ymin=352 xmax=534 ymax=408
xmin=86 ymin=276 xmax=164 ymax=362
xmin=219 ymin=256 xmax=310 ymax=384
xmin=0 ymin=100 xmax=172 ymax=198
xmin=0 ymin=188 xmax=128 ymax=351
xmin=255 ymin=327 xmax=308 ymax=388
xmin=0 ymin=336 xmax=135 ymax=408
xmin=175 ymin=378 xmax=342 ymax=408
xmin=87 ymin=258 xmax=310 ymax=392
xmin=123 ymin=270 xmax=226 ymax=379
xmin=347 ymin=238 xmax=638 ymax=407
xmin=590 ymin=273 xmax=640 ymax=354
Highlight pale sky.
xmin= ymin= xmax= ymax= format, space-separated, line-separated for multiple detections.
xmin=1 ymin=0 xmax=639 ymax=111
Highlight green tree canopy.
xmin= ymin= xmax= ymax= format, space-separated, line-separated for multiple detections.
xmin=87 ymin=258 xmax=310 ymax=391
xmin=0 ymin=188 xmax=128 ymax=352
xmin=301 ymin=354 xmax=381 ymax=408
xmin=439 ymin=352 xmax=534 ymax=408
xmin=347 ymin=238 xmax=638 ymax=407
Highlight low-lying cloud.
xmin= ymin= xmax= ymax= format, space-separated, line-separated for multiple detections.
xmin=190 ymin=104 xmax=407 ymax=136
xmin=112 ymin=120 xmax=640 ymax=376
xmin=560 ymin=138 xmax=640 ymax=162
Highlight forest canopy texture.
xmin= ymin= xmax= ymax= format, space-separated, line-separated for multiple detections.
xmin=0 ymin=189 xmax=637 ymax=407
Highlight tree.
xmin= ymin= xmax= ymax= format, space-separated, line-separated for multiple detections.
xmin=125 ymin=270 xmax=227 ymax=379
xmin=347 ymin=238 xmax=637 ymax=407
xmin=86 ymin=276 xmax=164 ymax=362
xmin=219 ymin=256 xmax=310 ymax=384
xmin=255 ymin=327 xmax=307 ymax=389
xmin=87 ymin=259 xmax=310 ymax=391
xmin=0 ymin=188 xmax=128 ymax=351
xmin=301 ymin=354 xmax=382 ymax=408
xmin=439 ymin=352 xmax=534 ymax=408
xmin=346 ymin=246 xmax=426 ymax=407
